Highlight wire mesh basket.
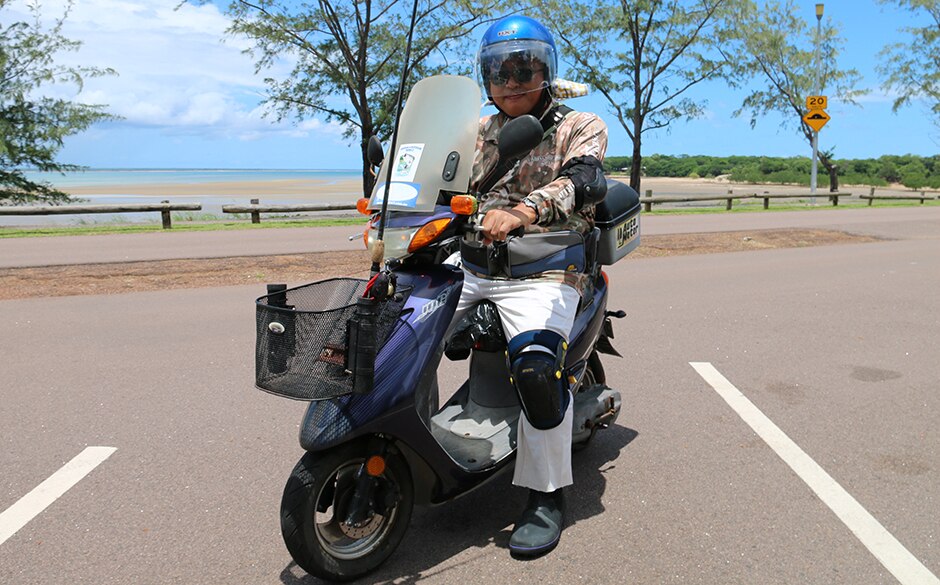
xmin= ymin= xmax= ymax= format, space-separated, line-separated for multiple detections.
xmin=255 ymin=278 xmax=409 ymax=400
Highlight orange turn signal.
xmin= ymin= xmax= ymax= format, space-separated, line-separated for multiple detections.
xmin=450 ymin=195 xmax=478 ymax=216
xmin=356 ymin=197 xmax=372 ymax=215
xmin=601 ymin=270 xmax=609 ymax=286
xmin=408 ymin=218 xmax=452 ymax=253
xmin=366 ymin=455 xmax=386 ymax=476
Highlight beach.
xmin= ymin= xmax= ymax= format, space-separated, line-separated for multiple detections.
xmin=59 ymin=175 xmax=905 ymax=200
xmin=3 ymin=172 xmax=927 ymax=228
xmin=62 ymin=177 xmax=365 ymax=200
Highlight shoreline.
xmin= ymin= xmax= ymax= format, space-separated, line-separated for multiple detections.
xmin=62 ymin=178 xmax=365 ymax=199
xmin=57 ymin=176 xmax=922 ymax=199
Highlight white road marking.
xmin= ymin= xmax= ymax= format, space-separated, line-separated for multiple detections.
xmin=690 ymin=362 xmax=939 ymax=585
xmin=0 ymin=446 xmax=116 ymax=546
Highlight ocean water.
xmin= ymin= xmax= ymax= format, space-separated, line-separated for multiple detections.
xmin=6 ymin=169 xmax=363 ymax=226
xmin=22 ymin=168 xmax=360 ymax=188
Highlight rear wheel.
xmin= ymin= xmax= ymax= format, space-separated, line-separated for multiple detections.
xmin=280 ymin=442 xmax=414 ymax=582
xmin=573 ymin=351 xmax=605 ymax=451
xmin=586 ymin=350 xmax=606 ymax=385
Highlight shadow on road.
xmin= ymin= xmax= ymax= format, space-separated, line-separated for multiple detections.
xmin=278 ymin=424 xmax=639 ymax=584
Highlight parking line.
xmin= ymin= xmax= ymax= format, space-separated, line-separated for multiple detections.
xmin=0 ymin=446 xmax=116 ymax=546
xmin=690 ymin=362 xmax=938 ymax=585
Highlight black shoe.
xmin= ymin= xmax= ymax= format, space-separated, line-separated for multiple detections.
xmin=509 ymin=488 xmax=565 ymax=557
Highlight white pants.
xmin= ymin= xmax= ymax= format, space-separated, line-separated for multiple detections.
xmin=451 ymin=270 xmax=580 ymax=492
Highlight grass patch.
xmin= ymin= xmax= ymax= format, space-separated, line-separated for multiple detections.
xmin=2 ymin=197 xmax=937 ymax=237
xmin=0 ymin=217 xmax=368 ymax=238
xmin=642 ymin=199 xmax=940 ymax=215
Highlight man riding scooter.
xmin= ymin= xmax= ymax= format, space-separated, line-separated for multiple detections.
xmin=451 ymin=15 xmax=609 ymax=557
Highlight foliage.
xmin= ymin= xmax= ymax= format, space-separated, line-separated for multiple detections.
xmin=527 ymin=0 xmax=746 ymax=191
xmin=877 ymin=0 xmax=940 ymax=128
xmin=605 ymin=153 xmax=940 ymax=189
xmin=211 ymin=0 xmax=499 ymax=194
xmin=0 ymin=0 xmax=115 ymax=205
xmin=729 ymin=0 xmax=867 ymax=188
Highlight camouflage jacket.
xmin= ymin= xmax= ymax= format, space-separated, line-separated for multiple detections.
xmin=471 ymin=102 xmax=608 ymax=235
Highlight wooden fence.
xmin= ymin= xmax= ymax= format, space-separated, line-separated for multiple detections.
xmin=860 ymin=187 xmax=936 ymax=205
xmin=0 ymin=201 xmax=201 ymax=229
xmin=221 ymin=199 xmax=356 ymax=223
xmin=638 ymin=190 xmax=854 ymax=212
xmin=3 ymin=188 xmax=936 ymax=228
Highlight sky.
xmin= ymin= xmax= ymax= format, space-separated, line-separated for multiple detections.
xmin=2 ymin=0 xmax=937 ymax=170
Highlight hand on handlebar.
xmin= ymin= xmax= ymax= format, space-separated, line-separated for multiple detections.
xmin=481 ymin=206 xmax=536 ymax=244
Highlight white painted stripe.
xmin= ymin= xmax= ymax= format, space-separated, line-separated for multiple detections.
xmin=0 ymin=446 xmax=116 ymax=546
xmin=690 ymin=362 xmax=939 ymax=585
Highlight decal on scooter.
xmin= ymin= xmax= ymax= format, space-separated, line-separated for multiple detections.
xmin=415 ymin=288 xmax=451 ymax=324
xmin=616 ymin=216 xmax=639 ymax=249
xmin=373 ymin=182 xmax=421 ymax=207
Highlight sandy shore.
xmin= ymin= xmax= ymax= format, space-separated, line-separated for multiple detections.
xmin=63 ymin=178 xmax=366 ymax=200
xmin=60 ymin=175 xmax=916 ymax=201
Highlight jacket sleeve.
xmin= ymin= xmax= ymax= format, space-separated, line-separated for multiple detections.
xmin=524 ymin=112 xmax=608 ymax=225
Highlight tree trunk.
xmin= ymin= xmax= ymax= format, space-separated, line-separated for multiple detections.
xmin=819 ymin=154 xmax=838 ymax=193
xmin=629 ymin=138 xmax=643 ymax=193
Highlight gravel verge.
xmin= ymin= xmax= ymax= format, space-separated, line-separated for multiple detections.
xmin=0 ymin=229 xmax=883 ymax=300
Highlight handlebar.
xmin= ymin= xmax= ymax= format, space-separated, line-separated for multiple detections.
xmin=460 ymin=219 xmax=525 ymax=241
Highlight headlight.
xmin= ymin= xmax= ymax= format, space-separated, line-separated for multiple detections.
xmin=367 ymin=217 xmax=453 ymax=261
xmin=367 ymin=225 xmax=420 ymax=262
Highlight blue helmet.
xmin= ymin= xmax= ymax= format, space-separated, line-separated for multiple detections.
xmin=477 ymin=16 xmax=557 ymax=98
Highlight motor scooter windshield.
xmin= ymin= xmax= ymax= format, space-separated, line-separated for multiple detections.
xmin=370 ymin=75 xmax=481 ymax=213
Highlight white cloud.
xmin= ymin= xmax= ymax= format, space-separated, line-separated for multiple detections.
xmin=4 ymin=0 xmax=347 ymax=141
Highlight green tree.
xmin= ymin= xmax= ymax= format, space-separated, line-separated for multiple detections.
xmin=529 ymin=0 xmax=744 ymax=192
xmin=877 ymin=0 xmax=940 ymax=128
xmin=214 ymin=0 xmax=498 ymax=195
xmin=898 ymin=157 xmax=929 ymax=188
xmin=732 ymin=0 xmax=866 ymax=192
xmin=1 ymin=0 xmax=115 ymax=205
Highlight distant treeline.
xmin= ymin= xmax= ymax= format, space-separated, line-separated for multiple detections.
xmin=604 ymin=154 xmax=940 ymax=190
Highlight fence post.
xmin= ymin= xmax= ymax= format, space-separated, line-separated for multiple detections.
xmin=921 ymin=190 xmax=926 ymax=204
xmin=250 ymin=198 xmax=261 ymax=224
xmin=726 ymin=189 xmax=733 ymax=211
xmin=644 ymin=189 xmax=652 ymax=212
xmin=869 ymin=186 xmax=875 ymax=206
xmin=160 ymin=200 xmax=172 ymax=229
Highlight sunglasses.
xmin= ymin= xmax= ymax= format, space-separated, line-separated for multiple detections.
xmin=487 ymin=66 xmax=545 ymax=86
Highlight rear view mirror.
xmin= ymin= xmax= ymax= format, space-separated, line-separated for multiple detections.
xmin=367 ymin=136 xmax=385 ymax=167
xmin=474 ymin=115 xmax=545 ymax=196
xmin=497 ymin=115 xmax=543 ymax=163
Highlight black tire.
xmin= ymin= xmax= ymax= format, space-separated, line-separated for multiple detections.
xmin=573 ymin=351 xmax=605 ymax=451
xmin=280 ymin=442 xmax=414 ymax=582
xmin=587 ymin=350 xmax=606 ymax=385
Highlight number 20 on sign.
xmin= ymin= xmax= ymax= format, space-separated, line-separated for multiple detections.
xmin=806 ymin=95 xmax=827 ymax=110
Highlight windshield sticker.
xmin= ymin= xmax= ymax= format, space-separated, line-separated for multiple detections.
xmin=392 ymin=143 xmax=424 ymax=183
xmin=372 ymin=182 xmax=420 ymax=208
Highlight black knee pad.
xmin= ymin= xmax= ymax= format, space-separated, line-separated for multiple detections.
xmin=508 ymin=330 xmax=570 ymax=430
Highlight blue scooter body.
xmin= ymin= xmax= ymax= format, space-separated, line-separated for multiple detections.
xmin=296 ymin=207 xmax=611 ymax=504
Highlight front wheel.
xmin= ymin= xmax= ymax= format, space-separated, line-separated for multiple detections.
xmin=280 ymin=442 xmax=414 ymax=582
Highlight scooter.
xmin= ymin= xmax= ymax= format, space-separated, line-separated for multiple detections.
xmin=254 ymin=75 xmax=641 ymax=582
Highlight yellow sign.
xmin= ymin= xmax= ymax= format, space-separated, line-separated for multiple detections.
xmin=803 ymin=109 xmax=830 ymax=132
xmin=806 ymin=95 xmax=828 ymax=110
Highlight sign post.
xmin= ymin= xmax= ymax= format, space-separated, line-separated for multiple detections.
xmin=811 ymin=4 xmax=824 ymax=203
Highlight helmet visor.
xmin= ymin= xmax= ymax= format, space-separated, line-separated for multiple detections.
xmin=476 ymin=39 xmax=556 ymax=96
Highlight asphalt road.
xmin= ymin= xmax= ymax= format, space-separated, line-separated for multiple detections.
xmin=1 ymin=209 xmax=938 ymax=584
